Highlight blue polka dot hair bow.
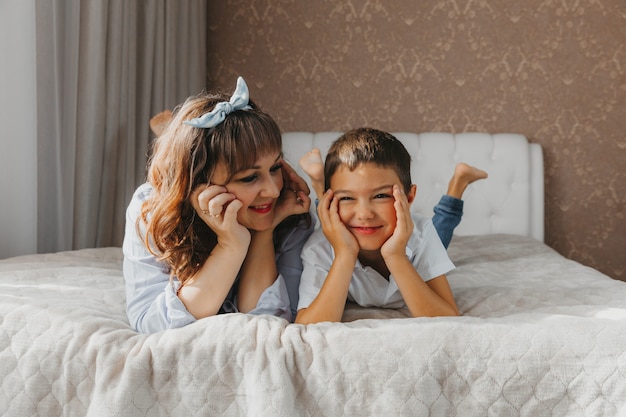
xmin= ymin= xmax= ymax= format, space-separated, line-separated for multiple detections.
xmin=183 ymin=76 xmax=252 ymax=128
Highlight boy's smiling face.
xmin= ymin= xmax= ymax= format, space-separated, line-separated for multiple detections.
xmin=330 ymin=162 xmax=415 ymax=252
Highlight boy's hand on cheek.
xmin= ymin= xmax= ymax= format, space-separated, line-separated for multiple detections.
xmin=318 ymin=190 xmax=359 ymax=257
xmin=381 ymin=185 xmax=413 ymax=260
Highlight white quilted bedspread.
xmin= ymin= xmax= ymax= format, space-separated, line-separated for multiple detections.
xmin=1 ymin=235 xmax=625 ymax=417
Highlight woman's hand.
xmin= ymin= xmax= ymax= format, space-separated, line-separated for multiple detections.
xmin=191 ymin=184 xmax=251 ymax=251
xmin=272 ymin=161 xmax=312 ymax=227
xmin=179 ymin=185 xmax=252 ymax=319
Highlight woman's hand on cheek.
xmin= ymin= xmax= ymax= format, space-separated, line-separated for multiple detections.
xmin=272 ymin=163 xmax=312 ymax=226
xmin=282 ymin=161 xmax=311 ymax=197
xmin=274 ymin=186 xmax=311 ymax=224
xmin=192 ymin=184 xmax=251 ymax=251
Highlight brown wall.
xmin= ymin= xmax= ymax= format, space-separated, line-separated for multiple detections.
xmin=207 ymin=1 xmax=626 ymax=281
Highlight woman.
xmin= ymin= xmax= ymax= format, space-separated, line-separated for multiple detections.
xmin=123 ymin=77 xmax=313 ymax=333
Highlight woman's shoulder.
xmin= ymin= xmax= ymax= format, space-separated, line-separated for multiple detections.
xmin=126 ymin=183 xmax=153 ymax=220
xmin=128 ymin=183 xmax=153 ymax=208
xmin=133 ymin=182 xmax=153 ymax=201
xmin=275 ymin=214 xmax=316 ymax=249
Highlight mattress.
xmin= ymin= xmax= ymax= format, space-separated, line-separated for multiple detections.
xmin=1 ymin=234 xmax=625 ymax=416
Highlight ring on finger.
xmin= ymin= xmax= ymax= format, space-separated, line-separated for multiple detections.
xmin=201 ymin=209 xmax=220 ymax=217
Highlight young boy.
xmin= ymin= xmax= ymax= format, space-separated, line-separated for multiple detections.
xmin=299 ymin=145 xmax=487 ymax=249
xmin=296 ymin=128 xmax=482 ymax=324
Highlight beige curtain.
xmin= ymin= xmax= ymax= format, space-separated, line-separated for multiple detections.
xmin=35 ymin=0 xmax=207 ymax=253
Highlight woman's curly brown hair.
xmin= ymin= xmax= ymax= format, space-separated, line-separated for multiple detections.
xmin=138 ymin=92 xmax=309 ymax=286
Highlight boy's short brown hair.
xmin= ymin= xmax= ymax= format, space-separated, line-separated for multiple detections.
xmin=324 ymin=127 xmax=412 ymax=192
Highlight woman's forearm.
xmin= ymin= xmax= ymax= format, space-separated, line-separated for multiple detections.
xmin=178 ymin=244 xmax=247 ymax=319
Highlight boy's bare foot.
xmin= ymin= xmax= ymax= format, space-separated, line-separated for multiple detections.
xmin=299 ymin=148 xmax=324 ymax=198
xmin=447 ymin=162 xmax=488 ymax=199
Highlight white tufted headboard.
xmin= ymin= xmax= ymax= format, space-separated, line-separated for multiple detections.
xmin=282 ymin=132 xmax=544 ymax=242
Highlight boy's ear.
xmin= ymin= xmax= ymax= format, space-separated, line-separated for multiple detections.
xmin=406 ymin=184 xmax=417 ymax=204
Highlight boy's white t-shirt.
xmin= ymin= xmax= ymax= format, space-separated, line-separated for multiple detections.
xmin=297 ymin=212 xmax=455 ymax=311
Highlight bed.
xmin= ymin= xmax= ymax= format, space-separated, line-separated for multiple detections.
xmin=1 ymin=133 xmax=625 ymax=417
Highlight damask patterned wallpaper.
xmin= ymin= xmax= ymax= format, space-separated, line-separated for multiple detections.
xmin=206 ymin=1 xmax=626 ymax=281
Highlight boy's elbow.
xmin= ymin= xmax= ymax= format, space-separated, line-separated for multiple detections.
xmin=449 ymin=301 xmax=461 ymax=316
xmin=294 ymin=308 xmax=312 ymax=325
xmin=408 ymin=304 xmax=460 ymax=318
xmin=443 ymin=305 xmax=461 ymax=317
xmin=295 ymin=307 xmax=333 ymax=325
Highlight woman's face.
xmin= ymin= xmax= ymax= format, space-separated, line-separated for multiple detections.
xmin=211 ymin=151 xmax=284 ymax=231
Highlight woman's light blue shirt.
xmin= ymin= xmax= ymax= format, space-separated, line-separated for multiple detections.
xmin=123 ymin=183 xmax=313 ymax=333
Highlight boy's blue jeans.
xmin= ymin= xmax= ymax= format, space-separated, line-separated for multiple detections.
xmin=432 ymin=195 xmax=463 ymax=249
